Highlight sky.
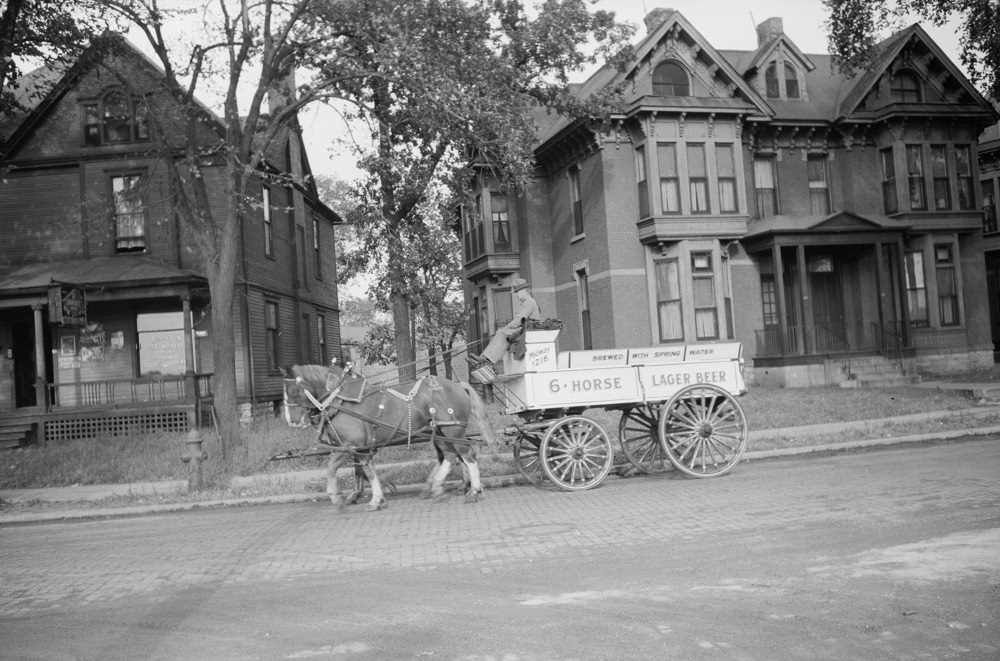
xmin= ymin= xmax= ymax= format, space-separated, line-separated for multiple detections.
xmin=298 ymin=0 xmax=967 ymax=180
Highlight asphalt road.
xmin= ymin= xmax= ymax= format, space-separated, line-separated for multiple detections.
xmin=2 ymin=438 xmax=998 ymax=660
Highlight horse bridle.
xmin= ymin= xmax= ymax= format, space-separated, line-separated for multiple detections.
xmin=283 ymin=369 xmax=354 ymax=429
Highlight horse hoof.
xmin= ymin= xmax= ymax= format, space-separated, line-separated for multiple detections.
xmin=464 ymin=490 xmax=483 ymax=504
xmin=346 ymin=492 xmax=362 ymax=505
xmin=368 ymin=498 xmax=386 ymax=512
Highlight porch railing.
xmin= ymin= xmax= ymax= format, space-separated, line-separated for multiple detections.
xmin=47 ymin=373 xmax=213 ymax=409
xmin=871 ymin=320 xmax=906 ymax=365
xmin=754 ymin=325 xmax=801 ymax=356
xmin=814 ymin=323 xmax=850 ymax=353
xmin=755 ymin=321 xmax=908 ymax=359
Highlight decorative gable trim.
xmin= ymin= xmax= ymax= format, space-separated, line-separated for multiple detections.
xmin=838 ymin=24 xmax=995 ymax=121
xmin=624 ymin=11 xmax=772 ymax=118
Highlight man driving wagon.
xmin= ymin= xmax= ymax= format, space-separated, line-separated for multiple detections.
xmin=469 ymin=277 xmax=540 ymax=370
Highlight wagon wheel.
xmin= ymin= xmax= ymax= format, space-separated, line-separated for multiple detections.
xmin=618 ymin=403 xmax=673 ymax=474
xmin=658 ymin=383 xmax=747 ymax=478
xmin=512 ymin=431 xmax=545 ymax=484
xmin=540 ymin=416 xmax=614 ymax=491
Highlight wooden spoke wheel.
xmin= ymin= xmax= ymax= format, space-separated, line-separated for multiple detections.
xmin=512 ymin=432 xmax=545 ymax=484
xmin=618 ymin=403 xmax=673 ymax=474
xmin=540 ymin=416 xmax=614 ymax=491
xmin=658 ymin=384 xmax=748 ymax=478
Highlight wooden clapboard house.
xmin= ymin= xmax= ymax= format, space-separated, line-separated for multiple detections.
xmin=0 ymin=35 xmax=342 ymax=446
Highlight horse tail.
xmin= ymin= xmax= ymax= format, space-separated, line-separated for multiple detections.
xmin=460 ymin=382 xmax=497 ymax=445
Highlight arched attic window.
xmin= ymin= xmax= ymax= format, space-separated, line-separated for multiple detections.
xmin=653 ymin=60 xmax=690 ymax=97
xmin=83 ymin=88 xmax=150 ymax=146
xmin=765 ymin=62 xmax=779 ymax=98
xmin=890 ymin=70 xmax=922 ymax=103
xmin=783 ymin=62 xmax=799 ymax=98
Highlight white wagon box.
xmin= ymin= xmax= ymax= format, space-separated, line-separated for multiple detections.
xmin=497 ymin=331 xmax=745 ymax=414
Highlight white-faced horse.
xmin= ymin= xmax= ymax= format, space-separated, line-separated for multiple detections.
xmin=280 ymin=363 xmax=496 ymax=511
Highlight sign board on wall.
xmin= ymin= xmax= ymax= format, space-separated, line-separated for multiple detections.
xmin=48 ymin=286 xmax=86 ymax=327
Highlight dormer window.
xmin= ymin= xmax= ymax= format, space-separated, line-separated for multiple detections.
xmin=764 ymin=60 xmax=802 ymax=100
xmin=83 ymin=89 xmax=150 ymax=146
xmin=890 ymin=70 xmax=921 ymax=103
xmin=653 ymin=61 xmax=690 ymax=97
xmin=765 ymin=63 xmax=779 ymax=98
xmin=784 ymin=62 xmax=799 ymax=98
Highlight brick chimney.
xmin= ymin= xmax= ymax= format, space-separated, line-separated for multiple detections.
xmin=644 ymin=8 xmax=674 ymax=34
xmin=756 ymin=17 xmax=784 ymax=46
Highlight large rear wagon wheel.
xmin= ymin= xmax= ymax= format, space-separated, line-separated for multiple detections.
xmin=512 ymin=432 xmax=545 ymax=484
xmin=618 ymin=403 xmax=673 ymax=474
xmin=540 ymin=416 xmax=614 ymax=491
xmin=658 ymin=384 xmax=747 ymax=478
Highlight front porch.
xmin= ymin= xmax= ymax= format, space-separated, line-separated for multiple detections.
xmin=1 ymin=373 xmax=214 ymax=446
xmin=743 ymin=212 xmax=915 ymax=387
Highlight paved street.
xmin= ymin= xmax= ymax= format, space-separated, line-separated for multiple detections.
xmin=2 ymin=438 xmax=998 ymax=660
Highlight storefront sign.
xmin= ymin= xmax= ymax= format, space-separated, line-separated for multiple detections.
xmin=48 ymin=286 xmax=86 ymax=327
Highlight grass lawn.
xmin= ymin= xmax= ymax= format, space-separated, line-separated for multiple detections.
xmin=0 ymin=382 xmax=986 ymax=491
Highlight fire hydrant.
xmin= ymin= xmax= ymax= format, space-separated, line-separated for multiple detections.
xmin=181 ymin=428 xmax=208 ymax=491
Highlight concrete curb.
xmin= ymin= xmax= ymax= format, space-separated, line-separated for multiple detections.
xmin=2 ymin=410 xmax=999 ymax=524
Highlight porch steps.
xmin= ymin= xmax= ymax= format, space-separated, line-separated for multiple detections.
xmin=0 ymin=421 xmax=35 ymax=450
xmin=840 ymin=356 xmax=920 ymax=389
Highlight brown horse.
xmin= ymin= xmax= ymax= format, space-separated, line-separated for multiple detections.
xmin=279 ymin=363 xmax=496 ymax=511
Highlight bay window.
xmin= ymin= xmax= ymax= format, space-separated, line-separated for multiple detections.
xmin=657 ymin=143 xmax=680 ymax=213
xmin=904 ymin=250 xmax=929 ymax=327
xmin=906 ymin=145 xmax=926 ymax=210
xmin=655 ymin=258 xmax=682 ymax=342
xmin=687 ymin=143 xmax=709 ymax=213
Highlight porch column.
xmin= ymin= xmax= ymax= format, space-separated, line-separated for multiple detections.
xmin=32 ymin=303 xmax=46 ymax=410
xmin=894 ymin=240 xmax=911 ymax=346
xmin=797 ymin=244 xmax=813 ymax=353
xmin=182 ymin=294 xmax=196 ymax=407
xmin=875 ymin=242 xmax=890 ymax=347
xmin=772 ymin=245 xmax=791 ymax=354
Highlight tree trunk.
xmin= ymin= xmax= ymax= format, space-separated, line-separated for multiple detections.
xmin=203 ymin=158 xmax=246 ymax=461
xmin=391 ymin=289 xmax=416 ymax=382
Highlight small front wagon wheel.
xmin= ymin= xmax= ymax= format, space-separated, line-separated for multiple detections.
xmin=512 ymin=432 xmax=545 ymax=484
xmin=658 ymin=384 xmax=747 ymax=478
xmin=540 ymin=416 xmax=613 ymax=491
xmin=619 ymin=403 xmax=672 ymax=474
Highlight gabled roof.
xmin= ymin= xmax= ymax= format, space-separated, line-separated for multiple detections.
xmin=536 ymin=10 xmax=772 ymax=148
xmin=835 ymin=23 xmax=993 ymax=119
xmin=743 ymin=33 xmax=816 ymax=77
xmin=0 ymin=33 xmax=226 ymax=159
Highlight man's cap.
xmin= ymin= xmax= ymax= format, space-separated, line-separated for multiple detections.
xmin=511 ymin=277 xmax=528 ymax=291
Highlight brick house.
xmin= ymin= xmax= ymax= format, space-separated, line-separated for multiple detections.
xmin=461 ymin=10 xmax=998 ymax=387
xmin=0 ymin=36 xmax=342 ymax=446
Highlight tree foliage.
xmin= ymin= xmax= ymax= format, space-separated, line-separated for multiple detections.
xmin=297 ymin=0 xmax=633 ymax=380
xmin=823 ymin=0 xmax=1000 ymax=100
xmin=0 ymin=0 xmax=108 ymax=117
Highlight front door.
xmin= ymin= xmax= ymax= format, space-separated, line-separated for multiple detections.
xmin=811 ymin=267 xmax=846 ymax=352
xmin=12 ymin=321 xmax=37 ymax=408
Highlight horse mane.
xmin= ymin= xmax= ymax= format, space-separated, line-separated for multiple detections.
xmin=288 ymin=363 xmax=344 ymax=395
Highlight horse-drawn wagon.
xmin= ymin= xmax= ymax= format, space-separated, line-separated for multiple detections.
xmin=278 ymin=326 xmax=748 ymax=509
xmin=472 ymin=327 xmax=748 ymax=491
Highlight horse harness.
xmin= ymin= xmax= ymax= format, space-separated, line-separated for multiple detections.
xmin=299 ymin=373 xmax=462 ymax=451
